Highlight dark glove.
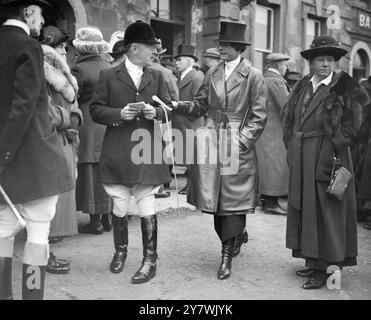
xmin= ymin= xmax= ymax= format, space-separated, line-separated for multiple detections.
xmin=70 ymin=115 xmax=81 ymax=130
xmin=174 ymin=101 xmax=195 ymax=115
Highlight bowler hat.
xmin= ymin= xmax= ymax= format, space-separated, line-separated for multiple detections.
xmin=301 ymin=36 xmax=347 ymax=61
xmin=173 ymin=44 xmax=198 ymax=62
xmin=0 ymin=0 xmax=51 ymax=7
xmin=123 ymin=20 xmax=158 ymax=47
xmin=40 ymin=26 xmax=69 ymax=47
xmin=265 ymin=53 xmax=290 ymax=63
xmin=217 ymin=21 xmax=250 ymax=45
xmin=202 ymin=48 xmax=221 ymax=59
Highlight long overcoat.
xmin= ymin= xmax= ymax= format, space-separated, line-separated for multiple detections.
xmin=90 ymin=62 xmax=172 ymax=186
xmin=255 ymin=70 xmax=289 ymax=196
xmin=177 ymin=59 xmax=267 ymax=214
xmin=71 ymin=54 xmax=111 ymax=163
xmin=0 ymin=25 xmax=73 ymax=204
xmin=282 ymin=71 xmax=369 ymax=265
xmin=172 ymin=69 xmax=204 ymax=164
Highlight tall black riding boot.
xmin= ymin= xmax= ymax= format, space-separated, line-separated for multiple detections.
xmin=0 ymin=257 xmax=13 ymax=300
xmin=131 ymin=215 xmax=157 ymax=284
xmin=233 ymin=229 xmax=248 ymax=257
xmin=110 ymin=215 xmax=128 ymax=274
xmin=22 ymin=264 xmax=46 ymax=300
xmin=217 ymin=237 xmax=234 ymax=280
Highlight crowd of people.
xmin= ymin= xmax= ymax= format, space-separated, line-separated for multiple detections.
xmin=0 ymin=0 xmax=371 ymax=300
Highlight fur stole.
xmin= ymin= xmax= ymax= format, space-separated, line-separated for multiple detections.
xmin=283 ymin=72 xmax=370 ymax=139
xmin=41 ymin=44 xmax=78 ymax=103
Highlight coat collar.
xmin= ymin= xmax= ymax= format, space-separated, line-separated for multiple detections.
xmin=116 ymin=62 xmax=153 ymax=92
xmin=75 ymin=54 xmax=105 ymax=64
xmin=178 ymin=68 xmax=196 ymax=90
xmin=225 ymin=58 xmax=251 ymax=94
xmin=300 ymin=72 xmax=341 ymax=128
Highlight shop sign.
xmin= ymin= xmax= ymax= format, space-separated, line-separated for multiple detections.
xmin=359 ymin=12 xmax=371 ymax=29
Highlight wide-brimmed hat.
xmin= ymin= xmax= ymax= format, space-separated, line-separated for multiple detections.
xmin=265 ymin=53 xmax=290 ymax=63
xmin=154 ymin=38 xmax=167 ymax=55
xmin=123 ymin=20 xmax=158 ymax=47
xmin=173 ymin=44 xmax=198 ymax=62
xmin=202 ymin=48 xmax=221 ymax=59
xmin=301 ymin=36 xmax=347 ymax=61
xmin=72 ymin=27 xmax=110 ymax=55
xmin=0 ymin=0 xmax=51 ymax=7
xmin=40 ymin=25 xmax=69 ymax=47
xmin=217 ymin=21 xmax=250 ymax=45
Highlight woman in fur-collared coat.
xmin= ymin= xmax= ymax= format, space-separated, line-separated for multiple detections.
xmin=282 ymin=36 xmax=370 ymax=290
xmin=40 ymin=26 xmax=82 ymax=240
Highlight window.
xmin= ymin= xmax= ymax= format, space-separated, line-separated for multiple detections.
xmin=353 ymin=49 xmax=370 ymax=83
xmin=254 ymin=5 xmax=273 ymax=71
xmin=150 ymin=0 xmax=170 ymax=20
xmin=306 ymin=18 xmax=322 ymax=49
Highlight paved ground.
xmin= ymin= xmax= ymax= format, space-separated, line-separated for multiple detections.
xmin=12 ymin=177 xmax=371 ymax=300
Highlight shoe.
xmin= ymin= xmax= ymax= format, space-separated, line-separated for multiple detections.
xmin=110 ymin=215 xmax=128 ymax=274
xmin=79 ymin=215 xmax=104 ymax=235
xmin=364 ymin=222 xmax=371 ymax=230
xmin=22 ymin=264 xmax=46 ymax=300
xmin=48 ymin=236 xmax=63 ymax=244
xmin=0 ymin=257 xmax=13 ymax=300
xmin=49 ymin=252 xmax=70 ymax=268
xmin=131 ymin=215 xmax=157 ymax=284
xmin=302 ymin=272 xmax=328 ymax=290
xmin=233 ymin=230 xmax=248 ymax=257
xmin=101 ymin=214 xmax=112 ymax=232
xmin=178 ymin=185 xmax=187 ymax=195
xmin=277 ymin=197 xmax=288 ymax=211
xmin=154 ymin=191 xmax=170 ymax=198
xmin=296 ymin=268 xmax=316 ymax=278
xmin=47 ymin=255 xmax=70 ymax=274
xmin=217 ymin=238 xmax=234 ymax=280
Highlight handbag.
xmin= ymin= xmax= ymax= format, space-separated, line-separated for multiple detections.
xmin=326 ymin=155 xmax=353 ymax=200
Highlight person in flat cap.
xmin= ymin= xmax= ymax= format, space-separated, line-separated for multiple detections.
xmin=0 ymin=0 xmax=74 ymax=300
xmin=255 ymin=53 xmax=291 ymax=216
xmin=173 ymin=21 xmax=267 ymax=280
xmin=70 ymin=27 xmax=114 ymax=237
xmin=200 ymin=47 xmax=221 ymax=74
xmin=90 ymin=20 xmax=172 ymax=284
xmin=282 ymin=35 xmax=370 ymax=289
xmin=172 ymin=44 xmax=204 ymax=195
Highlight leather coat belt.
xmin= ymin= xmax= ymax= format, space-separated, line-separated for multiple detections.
xmin=207 ymin=110 xmax=245 ymax=124
xmin=290 ymin=130 xmax=326 ymax=210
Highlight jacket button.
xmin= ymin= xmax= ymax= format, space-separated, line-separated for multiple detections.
xmin=136 ymin=92 xmax=139 ymax=96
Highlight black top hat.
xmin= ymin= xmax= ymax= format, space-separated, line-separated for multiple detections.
xmin=0 ymin=0 xmax=51 ymax=7
xmin=301 ymin=36 xmax=347 ymax=61
xmin=123 ymin=20 xmax=158 ymax=47
xmin=173 ymin=44 xmax=198 ymax=62
xmin=217 ymin=21 xmax=250 ymax=45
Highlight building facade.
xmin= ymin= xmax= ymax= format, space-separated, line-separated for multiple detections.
xmin=14 ymin=0 xmax=371 ymax=81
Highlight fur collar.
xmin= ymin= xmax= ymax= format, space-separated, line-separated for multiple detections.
xmin=42 ymin=44 xmax=78 ymax=103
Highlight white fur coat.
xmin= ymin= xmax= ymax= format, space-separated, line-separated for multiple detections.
xmin=41 ymin=44 xmax=78 ymax=103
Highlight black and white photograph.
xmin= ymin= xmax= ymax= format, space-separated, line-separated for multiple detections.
xmin=0 ymin=0 xmax=370 ymax=308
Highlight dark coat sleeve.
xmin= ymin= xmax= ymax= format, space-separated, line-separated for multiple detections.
xmin=154 ymin=70 xmax=172 ymax=123
xmin=268 ymin=77 xmax=289 ymax=112
xmin=90 ymin=69 xmax=122 ymax=126
xmin=71 ymin=64 xmax=85 ymax=99
xmin=0 ymin=39 xmax=44 ymax=173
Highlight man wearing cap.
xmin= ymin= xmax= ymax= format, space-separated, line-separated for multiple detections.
xmin=90 ymin=21 xmax=172 ymax=284
xmin=173 ymin=45 xmax=204 ymax=194
xmin=0 ymin=0 xmax=74 ymax=299
xmin=200 ymin=47 xmax=221 ymax=74
xmin=282 ymin=36 xmax=370 ymax=289
xmin=255 ymin=53 xmax=291 ymax=215
xmin=173 ymin=21 xmax=267 ymax=280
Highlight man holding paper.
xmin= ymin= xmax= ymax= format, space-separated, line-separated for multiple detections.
xmin=90 ymin=20 xmax=172 ymax=284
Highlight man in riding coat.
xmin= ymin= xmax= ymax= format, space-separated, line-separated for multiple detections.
xmin=173 ymin=21 xmax=267 ymax=280
xmin=90 ymin=21 xmax=172 ymax=284
xmin=282 ymin=36 xmax=370 ymax=290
